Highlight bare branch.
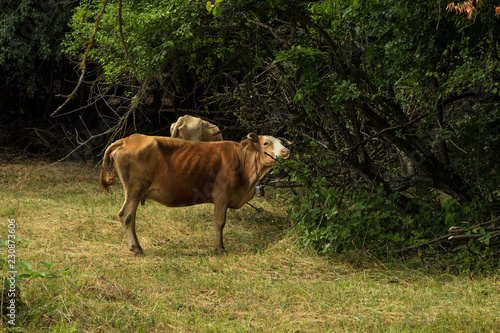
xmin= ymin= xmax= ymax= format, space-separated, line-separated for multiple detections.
xmin=51 ymin=0 xmax=108 ymax=117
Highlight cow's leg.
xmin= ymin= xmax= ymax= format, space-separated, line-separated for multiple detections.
xmin=118 ymin=196 xmax=143 ymax=255
xmin=117 ymin=175 xmax=151 ymax=255
xmin=213 ymin=201 xmax=228 ymax=255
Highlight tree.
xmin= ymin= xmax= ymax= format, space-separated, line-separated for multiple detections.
xmin=446 ymin=0 xmax=500 ymax=19
xmin=0 ymin=0 xmax=86 ymax=155
xmin=55 ymin=0 xmax=500 ymax=253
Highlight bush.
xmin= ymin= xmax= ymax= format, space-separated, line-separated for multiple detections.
xmin=278 ymin=148 xmax=489 ymax=257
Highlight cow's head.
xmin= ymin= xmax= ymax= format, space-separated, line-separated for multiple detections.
xmin=242 ymin=133 xmax=291 ymax=166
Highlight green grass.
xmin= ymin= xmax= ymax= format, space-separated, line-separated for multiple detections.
xmin=1 ymin=160 xmax=500 ymax=332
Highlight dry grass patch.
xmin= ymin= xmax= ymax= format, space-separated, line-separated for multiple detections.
xmin=0 ymin=160 xmax=500 ymax=332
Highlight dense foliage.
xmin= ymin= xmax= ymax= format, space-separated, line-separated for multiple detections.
xmin=0 ymin=0 xmax=84 ymax=154
xmin=2 ymin=0 xmax=499 ymax=266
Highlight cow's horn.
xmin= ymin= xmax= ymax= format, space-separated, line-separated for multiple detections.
xmin=278 ymin=137 xmax=293 ymax=145
xmin=247 ymin=133 xmax=259 ymax=143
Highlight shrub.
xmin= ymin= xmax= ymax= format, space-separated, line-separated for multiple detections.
xmin=278 ymin=149 xmax=489 ymax=258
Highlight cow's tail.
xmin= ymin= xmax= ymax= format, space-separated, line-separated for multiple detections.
xmin=100 ymin=139 xmax=123 ymax=192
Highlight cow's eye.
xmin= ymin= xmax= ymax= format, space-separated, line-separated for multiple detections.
xmin=263 ymin=141 xmax=270 ymax=146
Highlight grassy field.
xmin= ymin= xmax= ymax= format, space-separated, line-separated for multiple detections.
xmin=1 ymin=159 xmax=499 ymax=332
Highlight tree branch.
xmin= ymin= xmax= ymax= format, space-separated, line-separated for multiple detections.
xmin=51 ymin=0 xmax=108 ymax=117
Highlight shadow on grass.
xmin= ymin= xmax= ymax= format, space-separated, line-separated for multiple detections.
xmin=227 ymin=201 xmax=291 ymax=255
xmin=139 ymin=196 xmax=292 ymax=259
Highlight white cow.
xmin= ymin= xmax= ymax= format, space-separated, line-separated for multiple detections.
xmin=170 ymin=115 xmax=223 ymax=141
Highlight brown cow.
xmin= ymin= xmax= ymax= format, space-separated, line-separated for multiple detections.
xmin=170 ymin=115 xmax=223 ymax=141
xmin=100 ymin=133 xmax=291 ymax=255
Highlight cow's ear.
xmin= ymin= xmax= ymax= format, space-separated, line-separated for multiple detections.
xmin=241 ymin=139 xmax=254 ymax=150
xmin=278 ymin=137 xmax=293 ymax=145
xmin=241 ymin=138 xmax=259 ymax=151
xmin=242 ymin=133 xmax=260 ymax=151
xmin=247 ymin=133 xmax=259 ymax=143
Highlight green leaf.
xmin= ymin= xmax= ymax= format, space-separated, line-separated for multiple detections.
xmin=213 ymin=6 xmax=221 ymax=17
xmin=39 ymin=261 xmax=57 ymax=269
xmin=18 ymin=261 xmax=33 ymax=271
xmin=59 ymin=267 xmax=73 ymax=275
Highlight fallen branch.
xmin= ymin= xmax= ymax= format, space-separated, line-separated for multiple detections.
xmin=393 ymin=234 xmax=451 ymax=254
xmin=395 ymin=217 xmax=500 ymax=254
xmin=447 ymin=233 xmax=481 ymax=241
xmin=264 ymin=179 xmax=302 ymax=188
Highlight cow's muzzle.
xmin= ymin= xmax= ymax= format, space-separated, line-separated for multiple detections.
xmin=281 ymin=149 xmax=290 ymax=159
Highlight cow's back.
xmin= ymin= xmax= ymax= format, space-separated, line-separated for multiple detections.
xmin=130 ymin=136 xmax=243 ymax=207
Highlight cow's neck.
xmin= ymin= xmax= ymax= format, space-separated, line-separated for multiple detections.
xmin=243 ymin=150 xmax=272 ymax=188
xmin=223 ymin=148 xmax=273 ymax=208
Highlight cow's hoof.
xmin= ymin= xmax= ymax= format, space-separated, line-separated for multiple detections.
xmin=215 ymin=248 xmax=226 ymax=256
xmin=130 ymin=246 xmax=144 ymax=256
